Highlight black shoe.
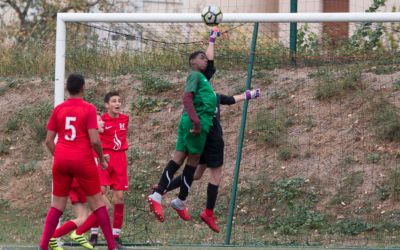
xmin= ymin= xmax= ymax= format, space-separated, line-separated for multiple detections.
xmin=114 ymin=237 xmax=126 ymax=250
xmin=89 ymin=234 xmax=98 ymax=247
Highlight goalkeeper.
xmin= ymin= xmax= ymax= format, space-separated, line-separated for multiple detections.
xmin=155 ymin=88 xmax=260 ymax=233
xmin=147 ymin=27 xmax=219 ymax=222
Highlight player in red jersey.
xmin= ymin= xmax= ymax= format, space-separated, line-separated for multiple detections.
xmin=48 ymin=115 xmax=111 ymax=250
xmin=38 ymin=73 xmax=116 ymax=250
xmin=89 ymin=91 xmax=129 ymax=249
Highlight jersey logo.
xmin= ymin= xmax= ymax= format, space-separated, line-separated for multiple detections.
xmin=105 ymin=126 xmax=112 ymax=130
xmin=120 ymin=123 xmax=126 ymax=130
xmin=113 ymin=131 xmax=122 ymax=151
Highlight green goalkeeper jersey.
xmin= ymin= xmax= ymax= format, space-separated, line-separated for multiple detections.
xmin=184 ymin=70 xmax=216 ymax=116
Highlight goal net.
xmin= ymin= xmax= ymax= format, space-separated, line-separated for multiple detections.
xmin=56 ymin=11 xmax=400 ymax=247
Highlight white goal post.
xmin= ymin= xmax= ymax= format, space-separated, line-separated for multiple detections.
xmin=54 ymin=12 xmax=400 ymax=106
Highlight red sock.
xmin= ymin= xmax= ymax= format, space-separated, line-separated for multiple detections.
xmin=52 ymin=220 xmax=77 ymax=238
xmin=94 ymin=206 xmax=115 ymax=250
xmin=205 ymin=208 xmax=214 ymax=217
xmin=113 ymin=203 xmax=124 ymax=238
xmin=76 ymin=212 xmax=98 ymax=235
xmin=40 ymin=207 xmax=63 ymax=249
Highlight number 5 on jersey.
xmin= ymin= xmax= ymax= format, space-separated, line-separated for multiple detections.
xmin=65 ymin=116 xmax=77 ymax=141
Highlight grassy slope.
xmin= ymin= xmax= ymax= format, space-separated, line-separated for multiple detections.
xmin=1 ymin=64 xmax=400 ymax=247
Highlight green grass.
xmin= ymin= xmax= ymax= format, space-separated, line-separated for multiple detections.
xmin=330 ymin=171 xmax=364 ymax=206
xmin=249 ymin=108 xmax=289 ymax=147
xmin=84 ymin=86 xmax=105 ymax=112
xmin=277 ymin=147 xmax=292 ymax=161
xmin=141 ymin=73 xmax=174 ymax=94
xmin=314 ymin=66 xmax=363 ymax=100
xmin=0 ymin=211 xmax=44 ymax=244
xmin=3 ymin=246 xmax=395 ymax=250
xmin=266 ymin=177 xmax=326 ymax=235
xmin=368 ymin=97 xmax=400 ymax=141
xmin=0 ymin=140 xmax=10 ymax=156
xmin=393 ymin=79 xmax=400 ymax=91
xmin=370 ymin=65 xmax=398 ymax=75
xmin=14 ymin=160 xmax=38 ymax=176
xmin=5 ymin=101 xmax=52 ymax=142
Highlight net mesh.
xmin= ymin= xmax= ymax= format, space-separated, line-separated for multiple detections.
xmin=56 ymin=18 xmax=400 ymax=247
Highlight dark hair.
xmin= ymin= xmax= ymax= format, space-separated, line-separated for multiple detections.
xmin=104 ymin=91 xmax=120 ymax=103
xmin=66 ymin=73 xmax=85 ymax=95
xmin=189 ymin=50 xmax=206 ymax=65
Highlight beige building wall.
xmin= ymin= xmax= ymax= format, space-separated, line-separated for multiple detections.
xmin=183 ymin=0 xmax=277 ymax=13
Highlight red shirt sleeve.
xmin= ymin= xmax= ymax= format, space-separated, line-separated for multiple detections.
xmin=87 ymin=105 xmax=98 ymax=129
xmin=47 ymin=109 xmax=57 ymax=132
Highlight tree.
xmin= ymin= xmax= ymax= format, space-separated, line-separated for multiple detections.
xmin=0 ymin=0 xmax=109 ymax=43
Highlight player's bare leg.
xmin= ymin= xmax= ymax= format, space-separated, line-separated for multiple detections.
xmin=194 ymin=164 xmax=207 ymax=180
xmin=49 ymin=201 xmax=89 ymax=250
xmin=68 ymin=203 xmax=94 ymax=249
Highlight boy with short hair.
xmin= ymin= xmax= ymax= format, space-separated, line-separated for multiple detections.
xmin=48 ymin=115 xmax=109 ymax=250
xmin=148 ymin=29 xmax=219 ymax=222
xmin=90 ymin=91 xmax=129 ymax=249
xmin=158 ymin=89 xmax=260 ymax=233
xmin=39 ymin=73 xmax=115 ymax=250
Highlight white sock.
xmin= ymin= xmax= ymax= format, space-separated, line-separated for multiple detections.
xmin=113 ymin=228 xmax=121 ymax=237
xmin=91 ymin=228 xmax=99 ymax=235
xmin=150 ymin=192 xmax=162 ymax=203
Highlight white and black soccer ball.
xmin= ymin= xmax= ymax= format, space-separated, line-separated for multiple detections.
xmin=201 ymin=5 xmax=223 ymax=26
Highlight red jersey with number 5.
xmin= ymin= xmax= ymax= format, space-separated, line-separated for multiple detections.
xmin=100 ymin=113 xmax=129 ymax=151
xmin=47 ymin=98 xmax=98 ymax=159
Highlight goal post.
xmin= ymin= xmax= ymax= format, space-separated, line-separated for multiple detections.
xmin=54 ymin=11 xmax=400 ymax=246
xmin=54 ymin=12 xmax=400 ymax=106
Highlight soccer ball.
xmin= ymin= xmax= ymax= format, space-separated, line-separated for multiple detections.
xmin=201 ymin=5 xmax=223 ymax=26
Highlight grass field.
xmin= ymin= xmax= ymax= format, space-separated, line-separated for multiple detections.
xmin=2 ymin=244 xmax=400 ymax=250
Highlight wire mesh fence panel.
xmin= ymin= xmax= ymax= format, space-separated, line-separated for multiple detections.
xmin=53 ymin=17 xmax=400 ymax=247
xmin=2 ymin=0 xmax=400 ymax=248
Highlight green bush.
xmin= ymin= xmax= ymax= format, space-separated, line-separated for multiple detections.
xmin=131 ymin=95 xmax=169 ymax=114
xmin=250 ymin=108 xmax=289 ymax=146
xmin=393 ymin=79 xmax=400 ymax=91
xmin=365 ymin=153 xmax=381 ymax=164
xmin=330 ymin=171 xmax=364 ymax=205
xmin=267 ymin=177 xmax=326 ymax=235
xmin=314 ymin=66 xmax=362 ymax=100
xmin=141 ymin=73 xmax=173 ymax=94
xmin=14 ymin=160 xmax=38 ymax=176
xmin=84 ymin=86 xmax=104 ymax=112
xmin=0 ymin=140 xmax=10 ymax=156
xmin=277 ymin=147 xmax=291 ymax=161
xmin=369 ymin=97 xmax=400 ymax=141
xmin=335 ymin=219 xmax=370 ymax=236
xmin=4 ymin=102 xmax=52 ymax=142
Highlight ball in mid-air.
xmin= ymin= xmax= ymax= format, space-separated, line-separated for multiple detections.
xmin=201 ymin=5 xmax=223 ymax=26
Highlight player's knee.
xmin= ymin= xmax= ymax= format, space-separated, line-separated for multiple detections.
xmin=193 ymin=172 xmax=202 ymax=180
xmin=87 ymin=194 xmax=105 ymax=211
xmin=210 ymin=168 xmax=222 ymax=185
xmin=113 ymin=192 xmax=124 ymax=204
xmin=74 ymin=217 xmax=86 ymax=226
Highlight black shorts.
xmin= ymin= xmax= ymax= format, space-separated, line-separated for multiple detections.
xmin=199 ymin=120 xmax=224 ymax=168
